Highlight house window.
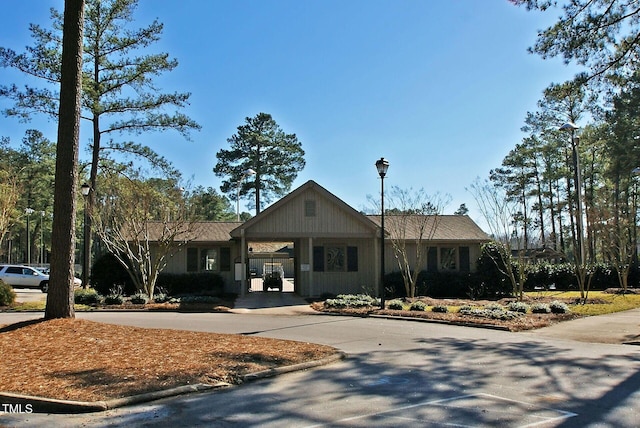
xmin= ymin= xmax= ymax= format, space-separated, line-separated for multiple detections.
xmin=305 ymin=200 xmax=316 ymax=217
xmin=188 ymin=247 xmax=229 ymax=272
xmin=201 ymin=249 xmax=218 ymax=271
xmin=313 ymin=246 xmax=358 ymax=272
xmin=440 ymin=247 xmax=457 ymax=271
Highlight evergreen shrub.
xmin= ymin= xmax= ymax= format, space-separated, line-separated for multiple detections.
xmin=91 ymin=253 xmax=136 ymax=296
xmin=0 ymin=280 xmax=16 ymax=306
xmin=387 ymin=299 xmax=404 ymax=310
xmin=409 ymin=300 xmax=427 ymax=311
xmin=74 ymin=288 xmax=101 ymax=305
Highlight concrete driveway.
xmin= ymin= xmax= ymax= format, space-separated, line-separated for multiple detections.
xmin=231 ymin=291 xmax=315 ymax=315
xmin=12 ymin=288 xmax=47 ymax=303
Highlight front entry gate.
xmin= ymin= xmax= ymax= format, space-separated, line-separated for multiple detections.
xmin=248 ymin=255 xmax=295 ymax=293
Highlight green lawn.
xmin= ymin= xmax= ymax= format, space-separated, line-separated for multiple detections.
xmin=546 ymin=291 xmax=640 ymax=316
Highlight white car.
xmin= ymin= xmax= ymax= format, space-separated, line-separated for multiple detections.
xmin=0 ymin=265 xmax=81 ymax=293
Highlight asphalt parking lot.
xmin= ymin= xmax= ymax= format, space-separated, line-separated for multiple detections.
xmin=0 ymin=307 xmax=639 ymax=426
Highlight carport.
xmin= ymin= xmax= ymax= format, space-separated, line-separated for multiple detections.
xmin=230 ymin=181 xmax=380 ymax=298
xmin=247 ymin=242 xmax=295 ymax=293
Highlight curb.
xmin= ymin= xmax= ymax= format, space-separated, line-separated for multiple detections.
xmin=0 ymin=352 xmax=345 ymax=414
xmin=242 ymin=351 xmax=346 ymax=381
xmin=0 ymin=383 xmax=227 ymax=414
xmin=369 ymin=314 xmax=512 ymax=331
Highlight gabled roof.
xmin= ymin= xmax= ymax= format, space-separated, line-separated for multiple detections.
xmin=230 ymin=180 xmax=379 ymax=238
xmin=140 ymin=183 xmax=489 ymax=244
xmin=367 ymin=214 xmax=490 ymax=242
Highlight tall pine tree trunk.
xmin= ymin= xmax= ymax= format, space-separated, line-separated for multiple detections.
xmin=45 ymin=0 xmax=85 ymax=319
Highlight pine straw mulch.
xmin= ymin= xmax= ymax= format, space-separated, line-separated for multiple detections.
xmin=0 ymin=318 xmax=337 ymax=402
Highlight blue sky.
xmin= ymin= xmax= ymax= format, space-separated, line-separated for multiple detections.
xmin=0 ymin=1 xmax=581 ymax=222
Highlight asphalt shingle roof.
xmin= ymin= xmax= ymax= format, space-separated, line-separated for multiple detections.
xmin=367 ymin=215 xmax=490 ymax=242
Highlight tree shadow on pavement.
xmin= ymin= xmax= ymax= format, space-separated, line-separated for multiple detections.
xmin=102 ymin=335 xmax=640 ymax=427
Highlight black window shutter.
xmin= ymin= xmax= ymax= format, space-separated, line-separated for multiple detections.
xmin=313 ymin=246 xmax=324 ymax=272
xmin=459 ymin=246 xmax=470 ymax=272
xmin=187 ymin=248 xmax=199 ymax=272
xmin=427 ymin=247 xmax=438 ymax=272
xmin=220 ymin=247 xmax=231 ymax=272
xmin=347 ymin=246 xmax=358 ymax=272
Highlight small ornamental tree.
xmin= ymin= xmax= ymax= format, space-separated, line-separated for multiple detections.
xmin=92 ymin=172 xmax=199 ymax=300
xmin=381 ymin=186 xmax=450 ymax=298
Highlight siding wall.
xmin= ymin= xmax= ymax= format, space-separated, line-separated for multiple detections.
xmin=297 ymin=237 xmax=377 ymax=297
xmin=147 ymin=181 xmax=487 ymax=297
xmin=386 ymin=241 xmax=482 ymax=273
xmin=159 ymin=243 xmax=237 ymax=293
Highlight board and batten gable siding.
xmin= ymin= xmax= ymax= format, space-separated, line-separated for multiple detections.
xmin=235 ymin=183 xmax=378 ymax=239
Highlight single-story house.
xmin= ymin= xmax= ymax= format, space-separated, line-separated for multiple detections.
xmin=162 ymin=180 xmax=490 ymax=297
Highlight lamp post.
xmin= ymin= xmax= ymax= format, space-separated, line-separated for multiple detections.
xmin=236 ymin=168 xmax=256 ymax=221
xmin=81 ymin=183 xmax=91 ymax=288
xmin=25 ymin=208 xmax=34 ymax=265
xmin=40 ymin=211 xmax=45 ymax=264
xmin=560 ymin=122 xmax=585 ymax=269
xmin=375 ymin=157 xmax=389 ymax=309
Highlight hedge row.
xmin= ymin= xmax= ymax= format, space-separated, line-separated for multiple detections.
xmin=384 ymin=245 xmax=639 ymax=299
xmin=90 ymin=253 xmax=224 ymax=297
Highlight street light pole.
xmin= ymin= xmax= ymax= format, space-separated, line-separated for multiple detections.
xmin=40 ymin=211 xmax=45 ymax=264
xmin=25 ymin=208 xmax=34 ymax=265
xmin=81 ymin=183 xmax=91 ymax=288
xmin=375 ymin=157 xmax=389 ymax=310
xmin=560 ymin=123 xmax=586 ymax=269
xmin=236 ymin=168 xmax=256 ymax=221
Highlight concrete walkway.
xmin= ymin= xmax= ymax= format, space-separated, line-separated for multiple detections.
xmin=230 ymin=292 xmax=316 ymax=315
xmin=525 ymin=307 xmax=640 ymax=345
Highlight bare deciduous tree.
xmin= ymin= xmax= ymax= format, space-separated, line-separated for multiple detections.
xmin=469 ymin=178 xmax=527 ymax=301
xmin=592 ymin=195 xmax=634 ymax=294
xmin=92 ymin=173 xmax=199 ymax=300
xmin=381 ymin=186 xmax=450 ymax=298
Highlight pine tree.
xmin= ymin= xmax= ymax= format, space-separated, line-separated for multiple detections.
xmin=214 ymin=113 xmax=305 ymax=214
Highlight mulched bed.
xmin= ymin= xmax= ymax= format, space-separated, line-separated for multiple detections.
xmin=312 ymin=296 xmax=581 ymax=332
xmin=0 ymin=318 xmax=337 ymax=402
